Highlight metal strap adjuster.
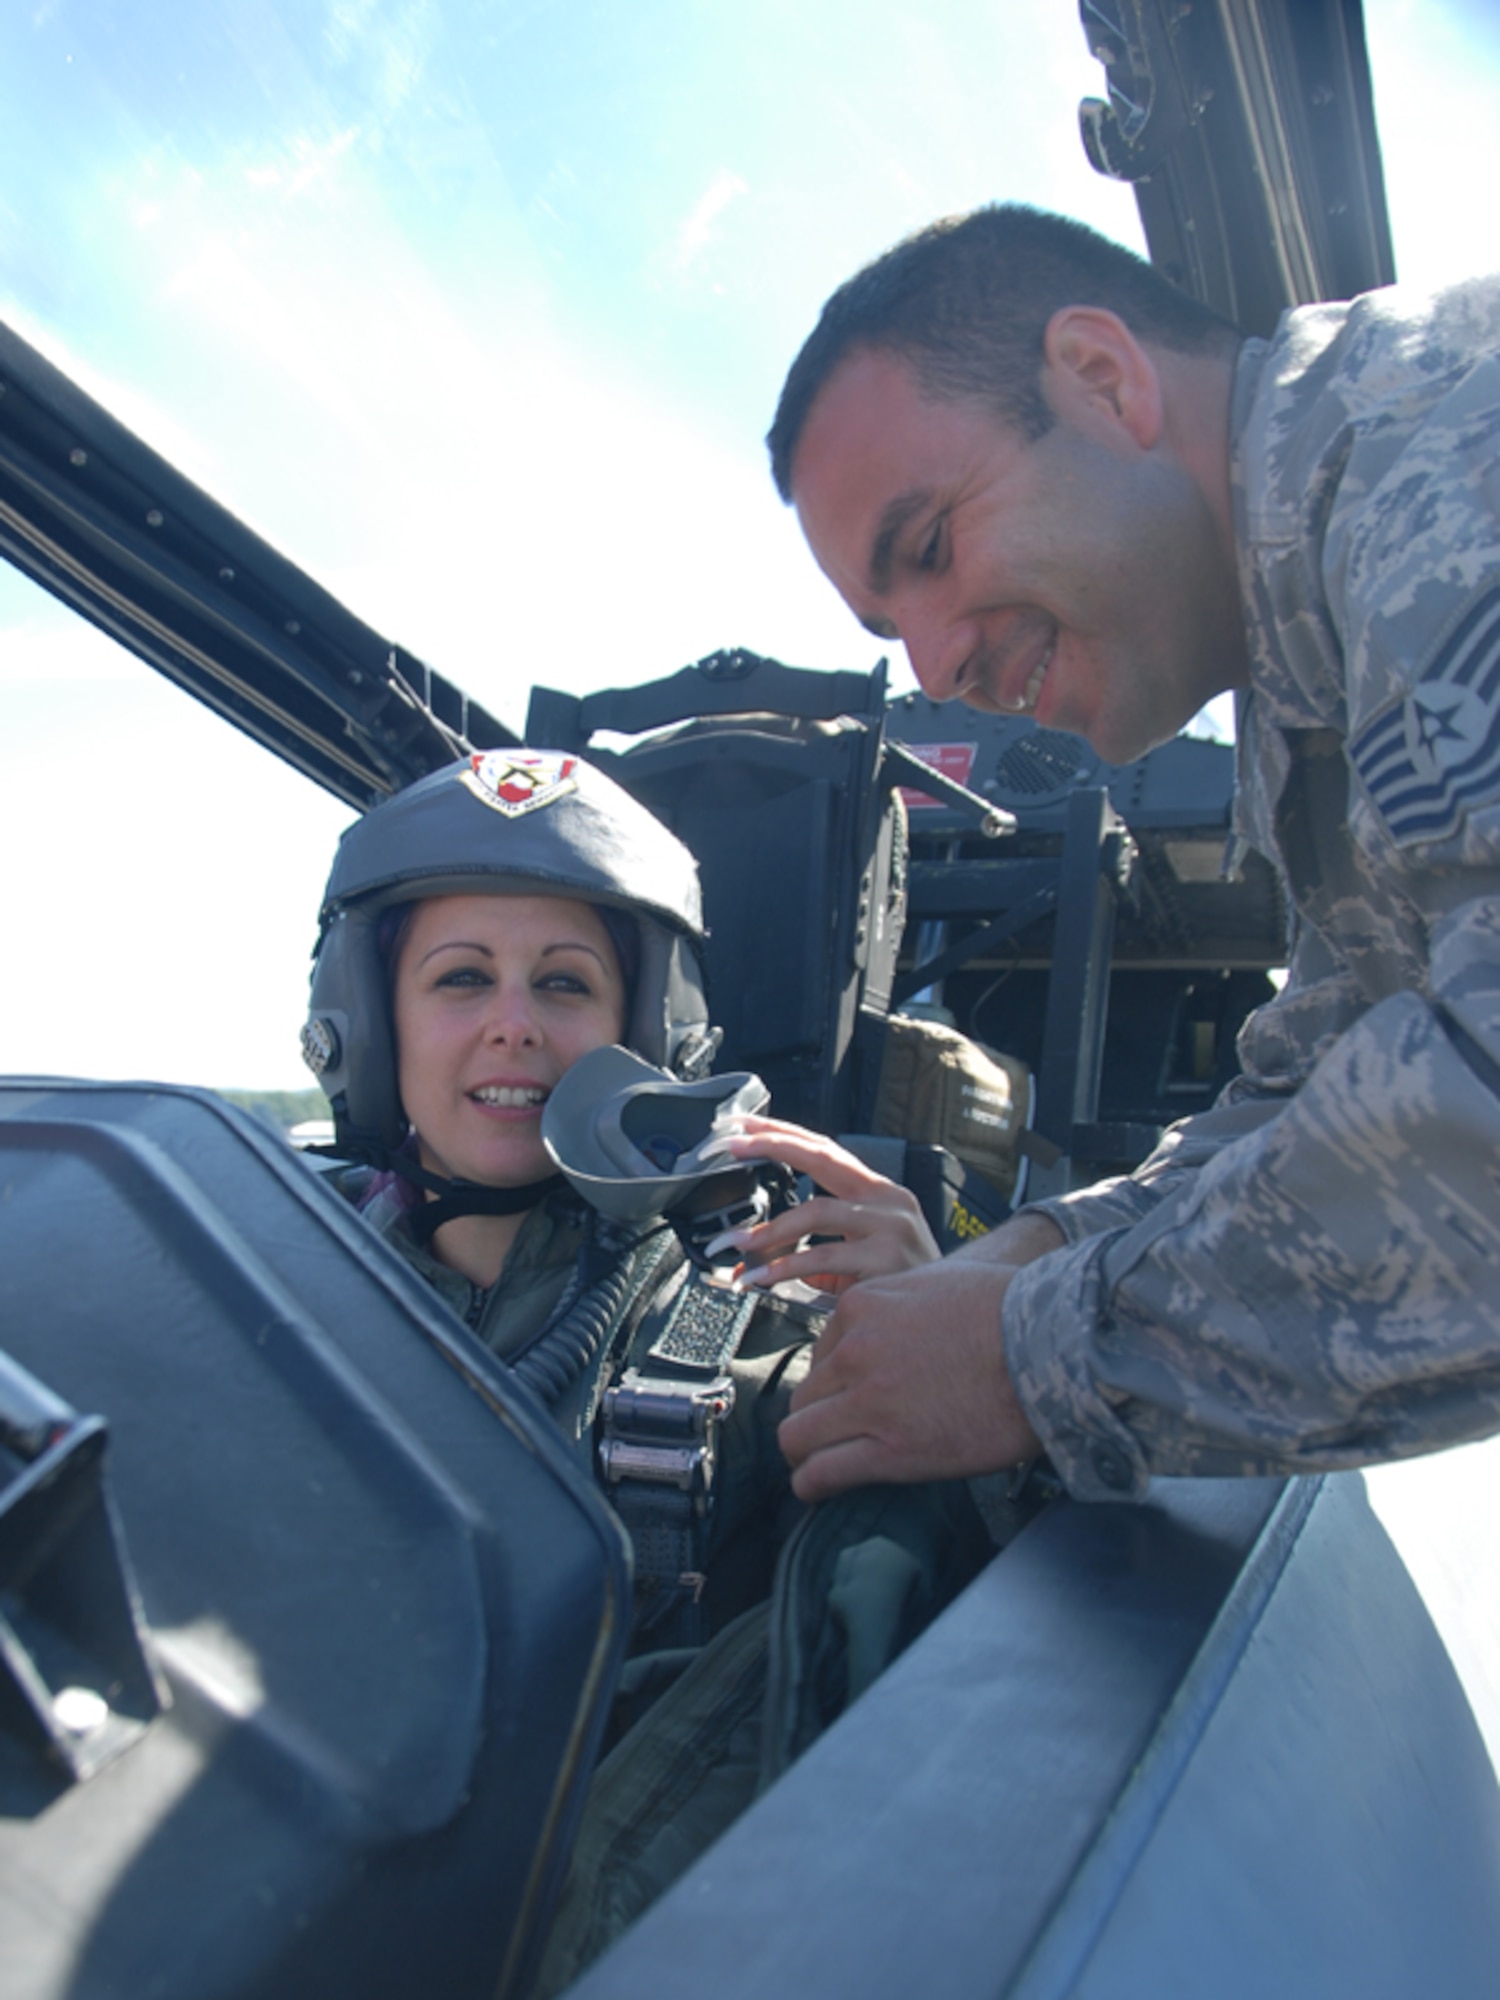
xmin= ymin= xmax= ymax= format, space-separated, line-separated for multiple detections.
xmin=599 ymin=1369 xmax=736 ymax=1500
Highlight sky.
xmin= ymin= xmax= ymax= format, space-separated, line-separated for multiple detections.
xmin=3 ymin=0 xmax=1500 ymax=1092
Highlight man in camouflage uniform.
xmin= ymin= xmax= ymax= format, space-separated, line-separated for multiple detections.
xmin=758 ymin=203 xmax=1500 ymax=1505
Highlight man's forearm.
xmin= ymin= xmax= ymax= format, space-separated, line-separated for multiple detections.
xmin=952 ymin=1209 xmax=1066 ymax=1267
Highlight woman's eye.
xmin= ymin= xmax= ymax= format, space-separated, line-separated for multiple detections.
xmin=435 ymin=965 xmax=490 ymax=990
xmin=538 ymin=971 xmax=591 ymax=997
xmin=918 ymin=519 xmax=945 ymax=571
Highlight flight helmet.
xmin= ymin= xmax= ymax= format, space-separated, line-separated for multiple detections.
xmin=302 ymin=748 xmax=716 ymax=1155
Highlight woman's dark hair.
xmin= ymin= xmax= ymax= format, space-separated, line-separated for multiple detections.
xmin=376 ymin=901 xmax=417 ymax=979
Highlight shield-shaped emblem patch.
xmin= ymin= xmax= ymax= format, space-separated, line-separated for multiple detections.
xmin=461 ymin=750 xmax=579 ymax=817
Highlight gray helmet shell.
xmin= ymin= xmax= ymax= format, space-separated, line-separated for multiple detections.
xmin=542 ymin=1044 xmax=770 ymax=1223
xmin=303 ymin=750 xmax=715 ymax=1151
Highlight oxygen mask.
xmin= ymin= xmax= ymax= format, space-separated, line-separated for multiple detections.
xmin=541 ymin=1045 xmax=796 ymax=1272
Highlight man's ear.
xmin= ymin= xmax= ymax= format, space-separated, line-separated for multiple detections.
xmin=1041 ymin=306 xmax=1164 ymax=450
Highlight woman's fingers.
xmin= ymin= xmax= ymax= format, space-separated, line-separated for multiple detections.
xmin=705 ymin=1186 xmax=941 ymax=1291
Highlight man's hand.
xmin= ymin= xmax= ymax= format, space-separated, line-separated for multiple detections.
xmin=778 ymin=1220 xmax=1062 ymax=1501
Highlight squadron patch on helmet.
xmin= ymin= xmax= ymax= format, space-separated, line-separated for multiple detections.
xmin=462 ymin=750 xmax=579 ymax=818
xmin=1351 ymin=582 xmax=1500 ymax=845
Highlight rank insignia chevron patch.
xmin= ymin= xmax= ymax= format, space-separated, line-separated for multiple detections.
xmin=1350 ymin=582 xmax=1500 ymax=845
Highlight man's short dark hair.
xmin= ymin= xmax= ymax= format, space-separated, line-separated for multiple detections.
xmin=767 ymin=203 xmax=1240 ymax=500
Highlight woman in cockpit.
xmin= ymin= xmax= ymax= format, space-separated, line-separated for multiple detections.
xmin=296 ymin=747 xmax=976 ymax=1986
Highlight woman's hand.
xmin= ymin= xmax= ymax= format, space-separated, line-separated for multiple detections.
xmin=704 ymin=1115 xmax=941 ymax=1295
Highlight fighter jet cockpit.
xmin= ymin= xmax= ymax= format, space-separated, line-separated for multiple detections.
xmin=2 ymin=6 xmax=1498 ymax=1996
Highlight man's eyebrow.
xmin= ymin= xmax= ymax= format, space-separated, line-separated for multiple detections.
xmin=868 ymin=489 xmax=933 ymax=593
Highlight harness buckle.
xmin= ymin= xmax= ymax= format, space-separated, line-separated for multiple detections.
xmin=599 ymin=1370 xmax=736 ymax=1505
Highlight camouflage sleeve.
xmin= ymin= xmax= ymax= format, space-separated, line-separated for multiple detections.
xmin=999 ymin=292 xmax=1500 ymax=1502
xmin=1018 ymin=1086 xmax=1298 ymax=1246
xmin=1005 ymin=884 xmax=1500 ymax=1502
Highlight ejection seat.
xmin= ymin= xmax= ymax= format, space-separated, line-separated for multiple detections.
xmin=526 ymin=647 xmax=1137 ymax=1234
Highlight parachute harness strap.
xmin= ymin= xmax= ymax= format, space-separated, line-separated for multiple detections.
xmin=600 ymin=1272 xmax=762 ymax=1644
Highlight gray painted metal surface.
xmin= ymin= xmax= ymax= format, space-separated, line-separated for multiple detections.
xmin=574 ymin=1472 xmax=1500 ymax=1998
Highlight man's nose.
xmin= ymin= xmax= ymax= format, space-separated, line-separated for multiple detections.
xmin=900 ymin=603 xmax=980 ymax=704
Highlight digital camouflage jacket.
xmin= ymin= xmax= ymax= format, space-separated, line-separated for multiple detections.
xmin=1006 ymin=276 xmax=1500 ymax=1500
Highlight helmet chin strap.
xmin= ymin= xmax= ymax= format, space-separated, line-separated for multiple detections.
xmin=309 ymin=1126 xmax=562 ymax=1249
xmin=384 ymin=1148 xmax=564 ymax=1249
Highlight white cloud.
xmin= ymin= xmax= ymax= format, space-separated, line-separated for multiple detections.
xmin=1366 ymin=0 xmax=1500 ymax=292
xmin=240 ymin=125 xmax=360 ymax=198
xmin=0 ymin=655 xmax=353 ymax=1089
xmin=0 ymin=610 xmax=139 ymax=683
xmin=672 ymin=169 xmax=749 ymax=271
